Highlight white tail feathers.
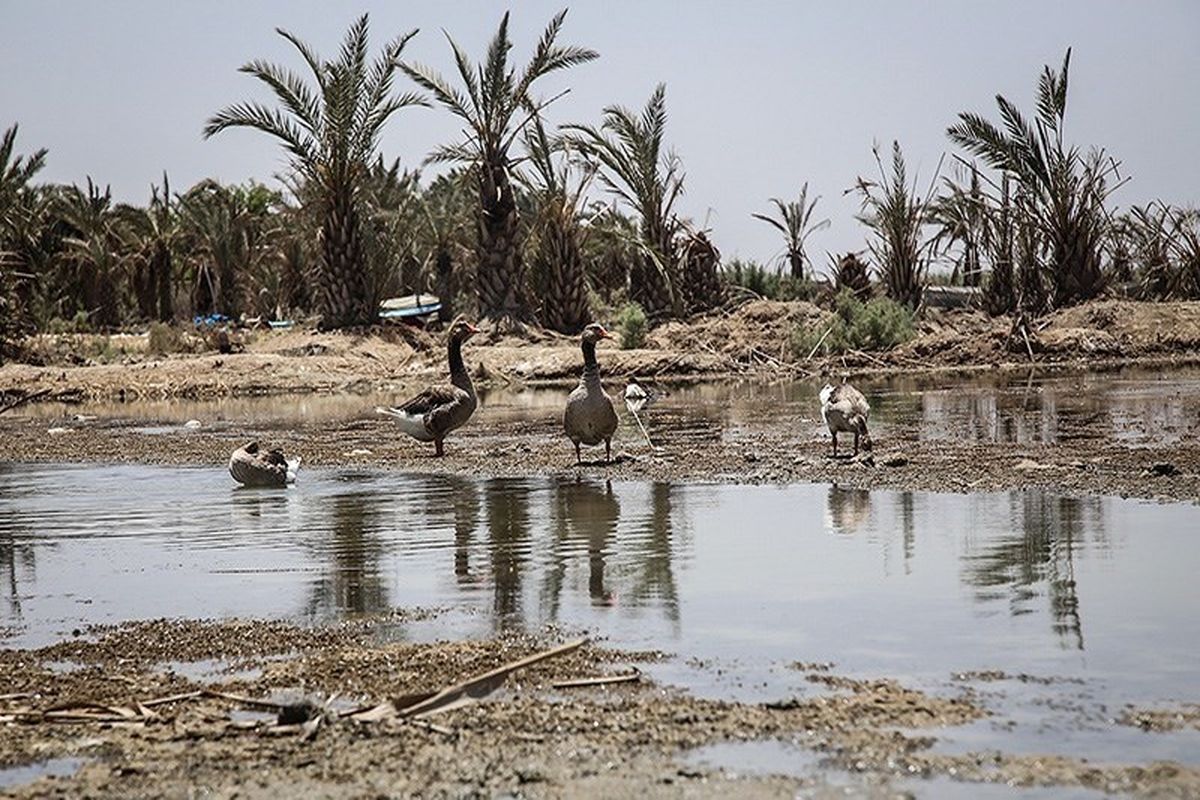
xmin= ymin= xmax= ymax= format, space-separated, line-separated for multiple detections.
xmin=376 ymin=406 xmax=434 ymax=441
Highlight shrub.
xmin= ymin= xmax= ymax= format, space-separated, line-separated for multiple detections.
xmin=792 ymin=289 xmax=915 ymax=357
xmin=615 ymin=302 xmax=647 ymax=349
xmin=148 ymin=322 xmax=184 ymax=356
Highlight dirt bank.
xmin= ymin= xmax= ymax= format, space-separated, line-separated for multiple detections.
xmin=3 ymin=299 xmax=1200 ymax=403
xmin=2 ymin=618 xmax=1196 ymax=798
xmin=2 ymin=377 xmax=1198 ymax=502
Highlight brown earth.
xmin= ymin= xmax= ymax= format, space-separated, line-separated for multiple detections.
xmin=4 ymin=299 xmax=1200 ymax=403
xmin=3 ymin=618 xmax=1197 ymax=799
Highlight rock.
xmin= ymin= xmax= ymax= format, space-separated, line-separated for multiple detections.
xmin=1015 ymin=458 xmax=1053 ymax=471
xmin=183 ymin=420 xmax=202 ymax=429
xmin=345 ymin=448 xmax=372 ymax=457
xmin=1150 ymin=462 xmax=1179 ymax=477
xmin=881 ymin=454 xmax=909 ymax=468
xmin=47 ymin=427 xmax=74 ymax=435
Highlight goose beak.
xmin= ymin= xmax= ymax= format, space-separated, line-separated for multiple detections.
xmin=466 ymin=323 xmax=479 ymax=336
xmin=598 ymin=326 xmax=613 ymax=339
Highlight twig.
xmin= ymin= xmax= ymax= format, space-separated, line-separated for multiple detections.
xmin=201 ymin=689 xmax=289 ymax=711
xmin=552 ymin=670 xmax=641 ymax=689
xmin=806 ymin=326 xmax=834 ymax=360
xmin=140 ymin=690 xmax=203 ymax=708
xmin=0 ymin=388 xmax=52 ymax=415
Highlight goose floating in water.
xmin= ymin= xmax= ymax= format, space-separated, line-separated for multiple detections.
xmin=820 ymin=381 xmax=872 ymax=457
xmin=229 ymin=441 xmax=300 ymax=487
xmin=376 ymin=319 xmax=479 ymax=457
xmin=564 ymin=323 xmax=619 ymax=464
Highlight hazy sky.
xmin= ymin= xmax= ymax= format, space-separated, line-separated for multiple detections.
xmin=3 ymin=1 xmax=1198 ymax=272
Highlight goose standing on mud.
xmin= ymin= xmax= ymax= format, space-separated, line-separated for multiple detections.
xmin=564 ymin=323 xmax=619 ymax=465
xmin=229 ymin=441 xmax=300 ymax=487
xmin=820 ymin=381 xmax=873 ymax=457
xmin=376 ymin=318 xmax=479 ymax=456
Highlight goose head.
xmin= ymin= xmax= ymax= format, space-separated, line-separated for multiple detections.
xmin=448 ymin=318 xmax=480 ymax=344
xmin=819 ymin=383 xmax=835 ymax=408
xmin=581 ymin=323 xmax=613 ymax=346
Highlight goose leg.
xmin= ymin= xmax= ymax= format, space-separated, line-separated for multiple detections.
xmin=574 ymin=441 xmax=582 ymax=465
xmin=831 ymin=432 xmax=838 ymax=458
xmin=853 ymin=431 xmax=859 ymax=457
xmin=605 ymin=438 xmax=611 ymax=464
xmin=435 ymin=438 xmax=445 ymax=457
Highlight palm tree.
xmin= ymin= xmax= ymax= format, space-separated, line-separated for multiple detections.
xmin=204 ymin=15 xmax=423 ymax=328
xmin=947 ymin=49 xmax=1122 ymax=308
xmin=852 ymin=141 xmax=940 ymax=310
xmin=401 ymin=10 xmax=597 ymax=324
xmin=565 ymin=84 xmax=684 ymax=320
xmin=521 ymin=116 xmax=594 ymax=333
xmin=751 ymin=183 xmax=829 ymax=281
xmin=57 ymin=179 xmax=125 ymax=329
xmin=118 ymin=174 xmax=177 ymax=322
xmin=1 ymin=124 xmax=48 ymax=353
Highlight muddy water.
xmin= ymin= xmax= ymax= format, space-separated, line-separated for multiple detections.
xmin=3 ymin=461 xmax=1200 ymax=767
xmin=16 ymin=365 xmax=1200 ymax=447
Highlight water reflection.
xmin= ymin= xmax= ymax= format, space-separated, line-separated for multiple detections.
xmin=825 ymin=485 xmax=872 ymax=535
xmin=485 ymin=478 xmax=534 ymax=629
xmin=305 ymin=491 xmax=389 ymax=618
xmin=542 ymin=479 xmax=620 ymax=617
xmin=962 ymin=491 xmax=1104 ymax=650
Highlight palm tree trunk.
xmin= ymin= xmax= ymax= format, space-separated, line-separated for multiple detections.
xmin=680 ymin=231 xmax=724 ymax=314
xmin=319 ymin=181 xmax=372 ymax=329
xmin=476 ymin=163 xmax=529 ymax=321
xmin=435 ymin=248 xmax=453 ymax=324
xmin=542 ymin=221 xmax=589 ymax=334
xmin=154 ymin=241 xmax=174 ymax=322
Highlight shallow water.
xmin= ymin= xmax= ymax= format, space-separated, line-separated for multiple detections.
xmin=15 ymin=365 xmax=1200 ymax=447
xmin=2 ymin=460 xmax=1199 ymax=771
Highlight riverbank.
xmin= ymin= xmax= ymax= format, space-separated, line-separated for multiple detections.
xmin=3 ymin=299 xmax=1200 ymax=404
xmin=2 ymin=366 xmax=1198 ymax=503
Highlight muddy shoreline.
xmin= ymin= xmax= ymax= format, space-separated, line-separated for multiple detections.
xmin=2 ymin=386 xmax=1197 ymax=503
xmin=3 ymin=618 xmax=1197 ymax=799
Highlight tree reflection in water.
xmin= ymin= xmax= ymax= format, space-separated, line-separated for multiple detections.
xmin=963 ymin=490 xmax=1103 ymax=650
xmin=305 ymin=490 xmax=389 ymax=619
xmin=485 ymin=478 xmax=533 ymax=630
xmin=627 ymin=483 xmax=682 ymax=626
xmin=0 ymin=465 xmax=39 ymax=621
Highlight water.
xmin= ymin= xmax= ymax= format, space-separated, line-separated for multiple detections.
xmin=16 ymin=365 xmax=1200 ymax=448
xmin=2 ymin=461 xmax=1199 ymax=770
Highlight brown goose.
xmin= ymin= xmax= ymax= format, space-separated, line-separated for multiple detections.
xmin=564 ymin=323 xmax=619 ymax=464
xmin=376 ymin=319 xmax=479 ymax=456
xmin=820 ymin=381 xmax=872 ymax=457
xmin=229 ymin=441 xmax=300 ymax=487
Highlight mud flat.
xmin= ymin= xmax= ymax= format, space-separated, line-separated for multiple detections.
xmin=3 ymin=618 xmax=1198 ymax=799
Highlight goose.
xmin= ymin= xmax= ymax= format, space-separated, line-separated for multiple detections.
xmin=376 ymin=318 xmax=479 ymax=456
xmin=229 ymin=441 xmax=300 ymax=487
xmin=564 ymin=323 xmax=619 ymax=464
xmin=820 ymin=381 xmax=872 ymax=457
xmin=623 ymin=377 xmax=658 ymax=447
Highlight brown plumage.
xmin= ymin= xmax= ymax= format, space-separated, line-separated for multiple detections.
xmin=564 ymin=323 xmax=619 ymax=464
xmin=820 ymin=381 xmax=872 ymax=457
xmin=377 ymin=319 xmax=479 ymax=456
xmin=229 ymin=441 xmax=300 ymax=487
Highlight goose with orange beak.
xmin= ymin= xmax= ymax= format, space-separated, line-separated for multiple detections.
xmin=377 ymin=318 xmax=479 ymax=456
xmin=564 ymin=323 xmax=619 ymax=464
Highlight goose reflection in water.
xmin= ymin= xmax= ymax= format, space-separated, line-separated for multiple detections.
xmin=824 ymin=484 xmax=872 ymax=535
xmin=542 ymin=478 xmax=620 ymax=617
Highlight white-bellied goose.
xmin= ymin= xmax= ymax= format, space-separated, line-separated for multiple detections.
xmin=376 ymin=319 xmax=479 ymax=456
xmin=229 ymin=441 xmax=300 ymax=487
xmin=820 ymin=381 xmax=872 ymax=457
xmin=564 ymin=323 xmax=619 ymax=464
